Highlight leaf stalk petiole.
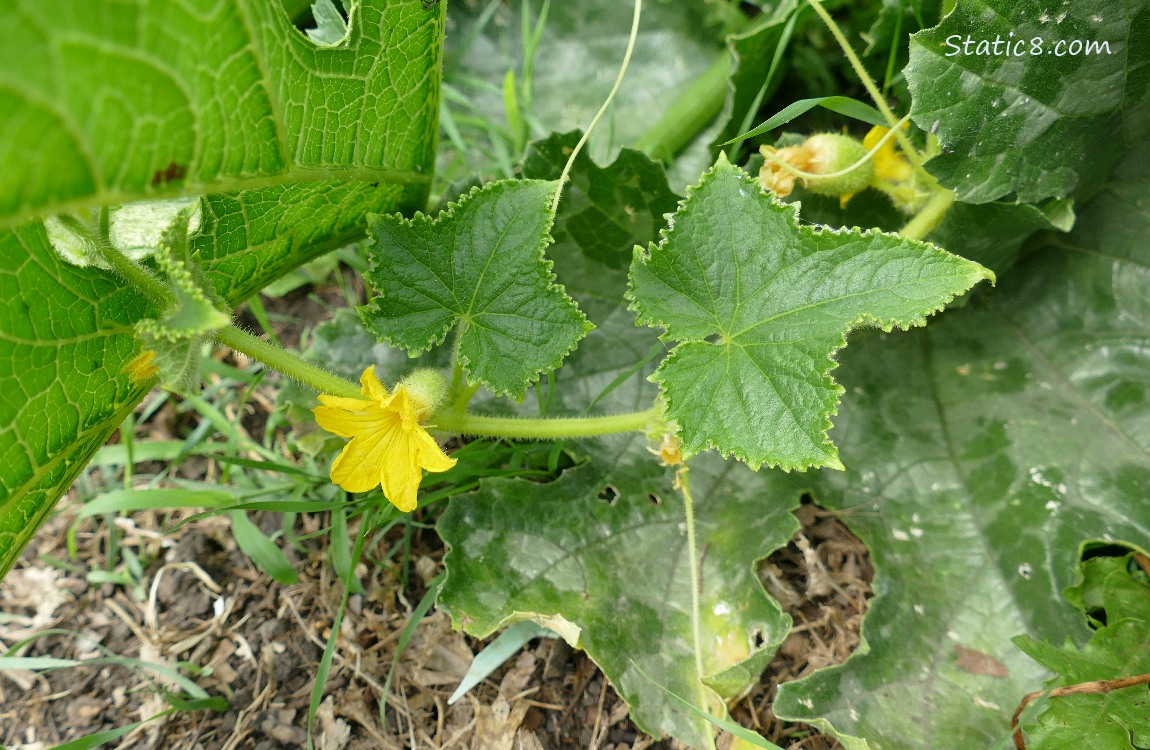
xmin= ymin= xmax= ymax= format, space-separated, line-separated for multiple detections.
xmin=898 ymin=188 xmax=956 ymax=241
xmin=434 ymin=408 xmax=658 ymax=440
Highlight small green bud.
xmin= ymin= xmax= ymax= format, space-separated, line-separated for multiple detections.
xmin=399 ymin=368 xmax=449 ymax=415
xmin=800 ymin=133 xmax=874 ymax=198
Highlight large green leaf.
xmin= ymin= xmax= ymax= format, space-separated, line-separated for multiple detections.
xmin=1014 ymin=552 xmax=1150 ymax=749
xmin=906 ymin=0 xmax=1150 ymax=204
xmin=774 ymin=143 xmax=1150 ymax=749
xmin=0 ymin=224 xmax=153 ymax=577
xmin=628 ymin=156 xmax=993 ymax=470
xmin=0 ymin=0 xmax=439 ymax=223
xmin=439 ymin=440 xmax=801 ymax=749
xmin=359 ymin=179 xmax=592 ymax=398
xmin=0 ymin=0 xmax=444 ymax=578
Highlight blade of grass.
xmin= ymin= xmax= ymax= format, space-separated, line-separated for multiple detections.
xmin=0 ymin=653 xmax=209 ymax=699
xmin=724 ymin=6 xmax=805 ymax=162
xmin=77 ymin=488 xmax=238 ymax=519
xmin=244 ymin=294 xmax=282 ymax=348
xmin=447 ymin=621 xmax=557 ymax=705
xmin=46 ymin=708 xmax=178 ymax=750
xmin=229 ymin=510 xmax=299 ymax=584
xmin=210 ymin=454 xmax=324 ymax=480
xmin=91 ymin=440 xmax=226 ymax=467
xmin=307 ymin=505 xmax=377 ymax=749
xmin=328 ymin=503 xmax=363 ymax=593
xmin=719 ymin=95 xmax=885 ymax=145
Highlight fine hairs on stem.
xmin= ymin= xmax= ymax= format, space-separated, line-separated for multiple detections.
xmin=550 ymin=0 xmax=643 ymax=212
xmin=804 ymin=0 xmax=928 ymax=172
xmin=676 ymin=465 xmax=719 ymax=750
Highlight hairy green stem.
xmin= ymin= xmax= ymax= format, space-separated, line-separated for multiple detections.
xmin=677 ymin=466 xmax=715 ymax=750
xmin=434 ymin=408 xmax=657 ymax=439
xmin=215 ymin=326 xmax=362 ymax=400
xmin=805 ymin=0 xmax=928 ymax=171
xmin=898 ymin=188 xmax=955 ymax=241
xmin=215 ymin=327 xmax=657 ymax=440
xmin=634 ymin=52 xmax=731 ymax=160
xmin=85 ymin=232 xmax=174 ymax=308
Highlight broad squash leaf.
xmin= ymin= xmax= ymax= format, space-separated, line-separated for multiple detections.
xmin=774 ymin=142 xmax=1150 ymax=750
xmin=906 ymin=0 xmax=1150 ymax=204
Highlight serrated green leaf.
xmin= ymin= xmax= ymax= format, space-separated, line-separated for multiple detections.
xmin=438 ymin=438 xmax=801 ymax=749
xmin=774 ymin=142 xmax=1150 ymax=750
xmin=1013 ymin=553 xmax=1150 ymax=749
xmin=0 ymin=0 xmax=443 ymax=579
xmin=906 ymin=0 xmax=1149 ymax=204
xmin=360 ymin=179 xmax=591 ymax=398
xmin=628 ymin=157 xmax=993 ymax=470
xmin=521 ymin=131 xmax=681 ymax=274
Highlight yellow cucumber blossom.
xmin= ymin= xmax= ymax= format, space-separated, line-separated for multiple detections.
xmin=759 ymin=133 xmax=873 ymax=206
xmin=124 ymin=349 xmax=160 ymax=385
xmin=863 ymin=124 xmax=931 ymax=213
xmin=313 ymin=367 xmax=455 ymax=512
xmin=864 ymin=125 xmax=913 ymax=183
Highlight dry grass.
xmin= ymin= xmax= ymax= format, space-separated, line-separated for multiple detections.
xmin=1 ymin=491 xmax=870 ymax=749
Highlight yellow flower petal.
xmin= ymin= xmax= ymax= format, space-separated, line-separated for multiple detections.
xmin=360 ymin=365 xmax=391 ymax=404
xmin=312 ymin=368 xmax=457 ymax=511
xmin=864 ymin=125 xmax=912 ymax=183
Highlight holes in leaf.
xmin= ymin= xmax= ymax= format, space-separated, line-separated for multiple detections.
xmin=647 ymin=492 xmax=662 ymax=506
xmin=704 ymin=333 xmax=723 ymax=345
xmin=150 ymin=161 xmax=187 ymax=187
xmin=596 ymin=484 xmax=620 ymax=506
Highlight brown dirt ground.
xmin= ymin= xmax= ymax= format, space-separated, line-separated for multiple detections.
xmin=1 ymin=287 xmax=873 ymax=750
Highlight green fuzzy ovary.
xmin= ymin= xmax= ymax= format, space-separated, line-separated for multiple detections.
xmin=802 ymin=133 xmax=874 ymax=197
